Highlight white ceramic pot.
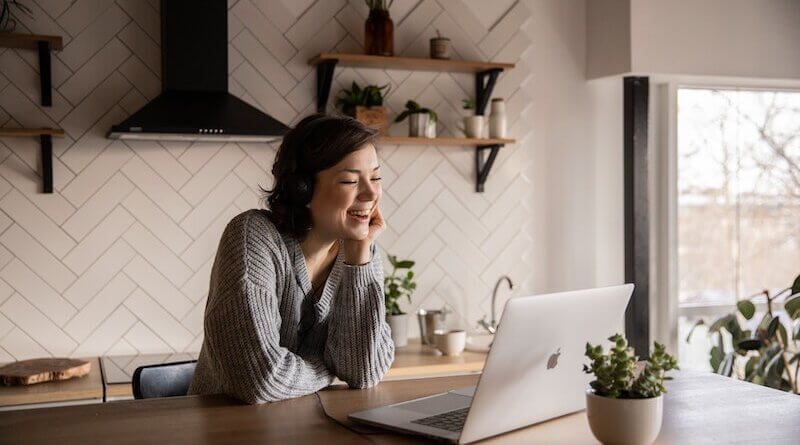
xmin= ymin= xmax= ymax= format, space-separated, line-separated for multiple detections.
xmin=386 ymin=314 xmax=408 ymax=347
xmin=425 ymin=119 xmax=437 ymax=138
xmin=408 ymin=113 xmax=429 ymax=137
xmin=434 ymin=330 xmax=466 ymax=356
xmin=462 ymin=115 xmax=484 ymax=138
xmin=585 ymin=390 xmax=663 ymax=445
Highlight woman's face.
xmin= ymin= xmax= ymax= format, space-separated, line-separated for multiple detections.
xmin=307 ymin=144 xmax=381 ymax=241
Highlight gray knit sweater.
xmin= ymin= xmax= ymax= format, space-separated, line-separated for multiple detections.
xmin=187 ymin=209 xmax=395 ymax=404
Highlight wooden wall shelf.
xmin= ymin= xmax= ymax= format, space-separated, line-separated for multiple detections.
xmin=310 ymin=53 xmax=514 ymax=73
xmin=0 ymin=32 xmax=63 ymax=50
xmin=309 ymin=53 xmax=516 ymax=192
xmin=379 ymin=136 xmax=515 ymax=146
xmin=0 ymin=32 xmax=62 ymax=106
xmin=0 ymin=127 xmax=64 ymax=193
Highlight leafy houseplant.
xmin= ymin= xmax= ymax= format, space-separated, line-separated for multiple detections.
xmin=583 ymin=334 xmax=678 ymax=445
xmin=384 ymin=254 xmax=416 ymax=347
xmin=335 ymin=81 xmax=390 ymax=135
xmin=394 ymin=100 xmax=437 ymax=137
xmin=686 ymin=273 xmax=800 ymax=394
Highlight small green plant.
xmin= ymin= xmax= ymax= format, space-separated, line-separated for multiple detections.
xmin=686 ymin=273 xmax=800 ymax=393
xmin=365 ymin=0 xmax=393 ymax=10
xmin=462 ymin=97 xmax=475 ymax=110
xmin=394 ymin=100 xmax=437 ymax=123
xmin=335 ymin=81 xmax=390 ymax=116
xmin=384 ymin=254 xmax=416 ymax=316
xmin=583 ymin=334 xmax=678 ymax=399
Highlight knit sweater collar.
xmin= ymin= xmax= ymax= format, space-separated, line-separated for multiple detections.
xmin=280 ymin=231 xmax=344 ymax=311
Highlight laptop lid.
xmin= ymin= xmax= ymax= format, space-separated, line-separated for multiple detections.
xmin=458 ymin=284 xmax=633 ymax=444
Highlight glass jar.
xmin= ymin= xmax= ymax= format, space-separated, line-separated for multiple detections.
xmin=365 ymin=9 xmax=394 ymax=56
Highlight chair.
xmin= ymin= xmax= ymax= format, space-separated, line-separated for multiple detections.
xmin=132 ymin=360 xmax=197 ymax=399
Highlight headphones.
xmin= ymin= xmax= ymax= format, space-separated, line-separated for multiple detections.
xmin=284 ymin=157 xmax=313 ymax=206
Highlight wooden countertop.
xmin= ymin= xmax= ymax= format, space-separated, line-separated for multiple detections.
xmin=0 ymin=358 xmax=102 ymax=407
xmin=3 ymin=339 xmax=488 ymax=404
xmin=3 ymin=371 xmax=799 ymax=444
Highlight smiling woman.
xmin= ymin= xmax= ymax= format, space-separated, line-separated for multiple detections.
xmin=187 ymin=114 xmax=395 ymax=404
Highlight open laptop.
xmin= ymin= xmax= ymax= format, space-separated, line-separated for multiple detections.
xmin=349 ymin=284 xmax=634 ymax=444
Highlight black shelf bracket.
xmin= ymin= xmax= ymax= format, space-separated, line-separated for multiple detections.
xmin=475 ymin=68 xmax=503 ymax=115
xmin=475 ymin=144 xmax=502 ymax=193
xmin=316 ymin=59 xmax=338 ymax=113
xmin=37 ymin=40 xmax=52 ymax=106
xmin=40 ymin=134 xmax=53 ymax=193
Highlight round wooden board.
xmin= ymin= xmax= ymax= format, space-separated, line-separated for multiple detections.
xmin=0 ymin=358 xmax=91 ymax=386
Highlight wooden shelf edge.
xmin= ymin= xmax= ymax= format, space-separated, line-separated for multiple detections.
xmin=0 ymin=127 xmax=65 ymax=137
xmin=0 ymin=32 xmax=63 ymax=50
xmin=378 ymin=136 xmax=515 ymax=146
xmin=309 ymin=52 xmax=514 ymax=72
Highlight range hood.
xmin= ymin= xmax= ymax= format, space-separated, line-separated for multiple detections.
xmin=108 ymin=0 xmax=289 ymax=142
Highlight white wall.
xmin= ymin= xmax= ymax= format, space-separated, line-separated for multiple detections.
xmin=631 ymin=0 xmax=800 ymax=80
xmin=588 ymin=0 xmax=800 ymax=80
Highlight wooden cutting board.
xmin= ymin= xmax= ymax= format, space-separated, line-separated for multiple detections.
xmin=0 ymin=358 xmax=91 ymax=386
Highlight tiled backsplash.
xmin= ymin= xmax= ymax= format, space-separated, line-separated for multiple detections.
xmin=0 ymin=0 xmax=534 ymax=360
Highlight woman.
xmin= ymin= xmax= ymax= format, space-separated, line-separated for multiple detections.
xmin=187 ymin=114 xmax=395 ymax=404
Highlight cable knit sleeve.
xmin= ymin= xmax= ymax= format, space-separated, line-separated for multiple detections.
xmin=196 ymin=212 xmax=334 ymax=404
xmin=324 ymin=243 xmax=395 ymax=388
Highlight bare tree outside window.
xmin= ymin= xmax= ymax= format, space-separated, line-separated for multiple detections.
xmin=677 ymin=87 xmax=800 ymax=368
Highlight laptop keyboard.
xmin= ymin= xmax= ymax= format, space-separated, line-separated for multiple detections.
xmin=411 ymin=407 xmax=470 ymax=432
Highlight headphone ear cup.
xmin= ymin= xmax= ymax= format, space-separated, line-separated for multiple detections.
xmin=288 ymin=172 xmax=313 ymax=204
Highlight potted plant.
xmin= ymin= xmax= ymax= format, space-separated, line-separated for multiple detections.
xmin=384 ymin=254 xmax=416 ymax=347
xmin=686 ymin=273 xmax=800 ymax=393
xmin=461 ymin=97 xmax=484 ymax=138
xmin=394 ymin=100 xmax=437 ymax=138
xmin=364 ymin=0 xmax=394 ymax=56
xmin=335 ymin=81 xmax=390 ymax=135
xmin=583 ymin=334 xmax=678 ymax=445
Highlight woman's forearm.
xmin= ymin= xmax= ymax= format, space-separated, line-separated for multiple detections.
xmin=324 ymin=253 xmax=395 ymax=387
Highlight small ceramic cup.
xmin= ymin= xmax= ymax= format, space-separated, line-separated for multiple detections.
xmin=434 ymin=330 xmax=467 ymax=356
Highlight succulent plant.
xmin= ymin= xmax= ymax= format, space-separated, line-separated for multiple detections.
xmin=583 ymin=334 xmax=678 ymax=399
xmin=394 ymin=100 xmax=437 ymax=123
xmin=335 ymin=81 xmax=390 ymax=117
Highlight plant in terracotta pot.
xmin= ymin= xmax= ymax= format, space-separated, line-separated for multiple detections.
xmin=335 ymin=81 xmax=390 ymax=135
xmin=583 ymin=334 xmax=678 ymax=445
xmin=364 ymin=0 xmax=394 ymax=56
xmin=395 ymin=100 xmax=437 ymax=138
xmin=384 ymin=254 xmax=416 ymax=347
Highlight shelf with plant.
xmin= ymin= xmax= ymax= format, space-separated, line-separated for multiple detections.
xmin=335 ymin=81 xmax=390 ymax=135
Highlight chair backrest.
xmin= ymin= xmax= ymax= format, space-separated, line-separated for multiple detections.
xmin=132 ymin=360 xmax=197 ymax=399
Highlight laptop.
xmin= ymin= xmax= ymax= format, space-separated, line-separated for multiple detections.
xmin=349 ymin=284 xmax=634 ymax=444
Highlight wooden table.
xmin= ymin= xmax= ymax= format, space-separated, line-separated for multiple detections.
xmin=2 ymin=370 xmax=799 ymax=444
xmin=0 ymin=339 xmax=487 ymax=406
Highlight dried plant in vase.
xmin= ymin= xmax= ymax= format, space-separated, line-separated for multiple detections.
xmin=364 ymin=0 xmax=394 ymax=56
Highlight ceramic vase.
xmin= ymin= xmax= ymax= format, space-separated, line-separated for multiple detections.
xmin=463 ymin=115 xmax=485 ymax=138
xmin=489 ymin=98 xmax=507 ymax=138
xmin=585 ymin=390 xmax=663 ymax=445
xmin=408 ymin=113 xmax=429 ymax=137
xmin=386 ymin=314 xmax=408 ymax=347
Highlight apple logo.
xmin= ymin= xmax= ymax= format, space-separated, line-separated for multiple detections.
xmin=546 ymin=348 xmax=561 ymax=369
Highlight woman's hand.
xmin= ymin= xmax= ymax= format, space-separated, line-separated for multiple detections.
xmin=343 ymin=205 xmax=385 ymax=265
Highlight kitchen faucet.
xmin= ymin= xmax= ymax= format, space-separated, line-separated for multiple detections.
xmin=477 ymin=275 xmax=514 ymax=334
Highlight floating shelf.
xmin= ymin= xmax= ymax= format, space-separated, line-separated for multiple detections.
xmin=309 ymin=53 xmax=516 ymax=193
xmin=378 ymin=136 xmax=515 ymax=146
xmin=0 ymin=32 xmax=63 ymax=106
xmin=0 ymin=127 xmax=65 ymax=193
xmin=309 ymin=53 xmax=514 ymax=73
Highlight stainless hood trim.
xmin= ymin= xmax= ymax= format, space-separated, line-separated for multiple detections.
xmin=108 ymin=132 xmax=282 ymax=143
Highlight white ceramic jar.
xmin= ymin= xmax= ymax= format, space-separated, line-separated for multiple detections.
xmin=489 ymin=98 xmax=507 ymax=138
xmin=585 ymin=390 xmax=663 ymax=445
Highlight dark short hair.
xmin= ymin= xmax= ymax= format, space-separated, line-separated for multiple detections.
xmin=263 ymin=114 xmax=378 ymax=240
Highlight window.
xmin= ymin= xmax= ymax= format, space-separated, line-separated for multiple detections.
xmin=676 ymin=87 xmax=800 ymax=369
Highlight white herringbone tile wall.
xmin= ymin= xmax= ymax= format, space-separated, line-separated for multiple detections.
xmin=0 ymin=0 xmax=535 ymax=360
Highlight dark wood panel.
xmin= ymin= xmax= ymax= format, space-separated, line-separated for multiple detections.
xmin=624 ymin=76 xmax=650 ymax=357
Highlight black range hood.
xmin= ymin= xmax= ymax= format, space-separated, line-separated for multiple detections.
xmin=108 ymin=0 xmax=289 ymax=142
